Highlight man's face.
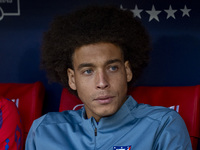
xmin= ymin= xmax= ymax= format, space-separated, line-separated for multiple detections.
xmin=67 ymin=42 xmax=132 ymax=122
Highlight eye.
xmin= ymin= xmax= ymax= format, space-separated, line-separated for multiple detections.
xmin=109 ymin=66 xmax=118 ymax=72
xmin=83 ymin=69 xmax=93 ymax=75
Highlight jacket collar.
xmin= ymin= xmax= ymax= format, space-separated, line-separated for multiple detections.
xmin=81 ymin=96 xmax=139 ymax=149
xmin=81 ymin=96 xmax=138 ymax=128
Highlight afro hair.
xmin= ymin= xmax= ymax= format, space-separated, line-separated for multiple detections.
xmin=41 ymin=5 xmax=151 ymax=93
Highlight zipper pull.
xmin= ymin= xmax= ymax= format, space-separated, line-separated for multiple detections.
xmin=95 ymin=128 xmax=97 ymax=136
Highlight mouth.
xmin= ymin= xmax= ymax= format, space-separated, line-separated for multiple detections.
xmin=94 ymin=96 xmax=115 ymax=104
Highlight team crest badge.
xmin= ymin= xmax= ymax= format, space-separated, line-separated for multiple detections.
xmin=113 ymin=145 xmax=131 ymax=150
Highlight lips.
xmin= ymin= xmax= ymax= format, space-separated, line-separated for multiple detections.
xmin=94 ymin=96 xmax=115 ymax=104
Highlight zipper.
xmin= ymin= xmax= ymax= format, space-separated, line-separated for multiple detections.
xmin=94 ymin=127 xmax=97 ymax=150
xmin=95 ymin=127 xmax=97 ymax=136
xmin=92 ymin=118 xmax=97 ymax=150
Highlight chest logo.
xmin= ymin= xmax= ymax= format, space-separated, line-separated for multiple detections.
xmin=113 ymin=145 xmax=131 ymax=150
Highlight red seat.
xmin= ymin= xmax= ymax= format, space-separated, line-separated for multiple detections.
xmin=0 ymin=81 xmax=45 ymax=148
xmin=59 ymin=85 xmax=200 ymax=150
xmin=59 ymin=89 xmax=83 ymax=111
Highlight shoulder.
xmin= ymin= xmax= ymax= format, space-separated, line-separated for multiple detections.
xmin=133 ymin=103 xmax=190 ymax=140
xmin=26 ymin=109 xmax=83 ymax=148
xmin=31 ymin=109 xmax=83 ymax=129
xmin=134 ymin=103 xmax=181 ymax=124
xmin=138 ymin=105 xmax=192 ymax=149
xmin=127 ymin=96 xmax=179 ymax=123
xmin=133 ymin=103 xmax=192 ymax=148
xmin=0 ymin=97 xmax=22 ymax=125
xmin=0 ymin=96 xmax=17 ymax=111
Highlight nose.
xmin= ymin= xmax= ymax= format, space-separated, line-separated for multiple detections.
xmin=96 ymin=70 xmax=109 ymax=89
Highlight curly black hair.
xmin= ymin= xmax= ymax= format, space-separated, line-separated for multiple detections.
xmin=41 ymin=5 xmax=151 ymax=93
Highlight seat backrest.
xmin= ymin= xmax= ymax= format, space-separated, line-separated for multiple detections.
xmin=59 ymin=85 xmax=200 ymax=150
xmin=0 ymin=81 xmax=45 ymax=147
xmin=59 ymin=88 xmax=83 ymax=112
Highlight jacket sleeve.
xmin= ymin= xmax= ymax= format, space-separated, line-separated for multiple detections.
xmin=154 ymin=110 xmax=192 ymax=150
xmin=0 ymin=97 xmax=23 ymax=150
xmin=25 ymin=115 xmax=46 ymax=150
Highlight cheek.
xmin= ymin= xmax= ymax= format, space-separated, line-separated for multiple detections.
xmin=111 ymin=69 xmax=127 ymax=83
xmin=75 ymin=78 xmax=93 ymax=98
xmin=113 ymin=72 xmax=128 ymax=91
xmin=76 ymin=76 xmax=92 ymax=89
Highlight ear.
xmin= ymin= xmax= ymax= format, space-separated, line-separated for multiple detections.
xmin=124 ymin=61 xmax=133 ymax=82
xmin=67 ymin=68 xmax=77 ymax=90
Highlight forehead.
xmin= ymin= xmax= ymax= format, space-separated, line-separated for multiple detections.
xmin=72 ymin=42 xmax=124 ymax=66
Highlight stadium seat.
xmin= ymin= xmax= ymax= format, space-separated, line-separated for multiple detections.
xmin=59 ymin=89 xmax=83 ymax=111
xmin=0 ymin=81 xmax=45 ymax=148
xmin=59 ymin=85 xmax=200 ymax=150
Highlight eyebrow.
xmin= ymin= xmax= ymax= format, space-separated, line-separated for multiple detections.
xmin=77 ymin=59 xmax=122 ymax=70
xmin=77 ymin=63 xmax=95 ymax=70
xmin=105 ymin=59 xmax=122 ymax=66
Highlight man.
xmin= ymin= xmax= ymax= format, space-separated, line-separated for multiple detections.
xmin=25 ymin=5 xmax=192 ymax=150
